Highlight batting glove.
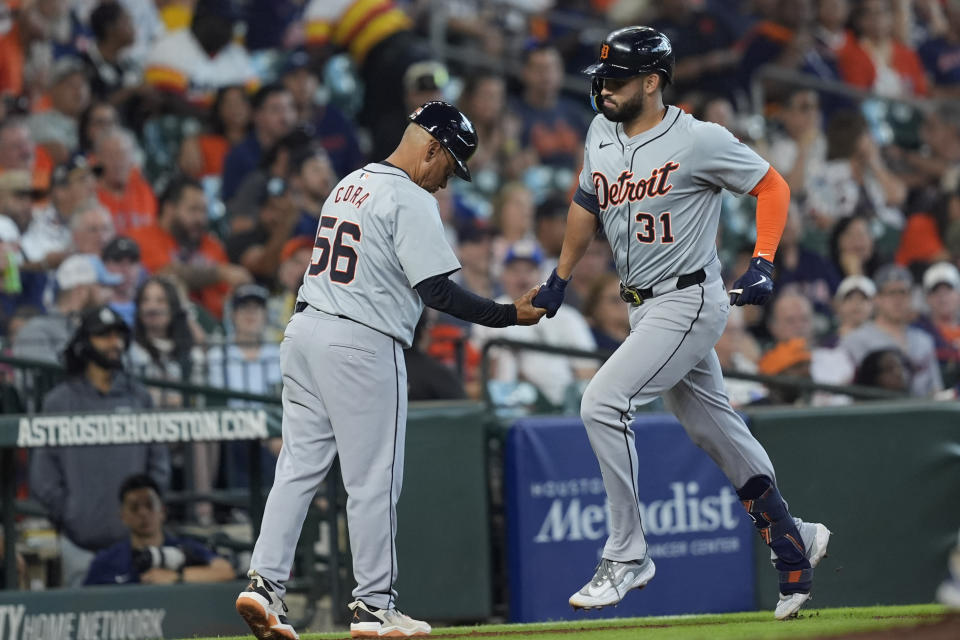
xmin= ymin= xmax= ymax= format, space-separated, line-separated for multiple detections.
xmin=532 ymin=269 xmax=569 ymax=318
xmin=729 ymin=257 xmax=775 ymax=306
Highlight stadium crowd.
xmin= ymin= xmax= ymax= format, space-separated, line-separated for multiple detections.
xmin=1 ymin=0 xmax=960 ymax=587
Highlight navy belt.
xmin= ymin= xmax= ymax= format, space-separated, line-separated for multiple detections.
xmin=295 ymin=300 xmax=349 ymax=320
xmin=619 ymin=268 xmax=706 ymax=306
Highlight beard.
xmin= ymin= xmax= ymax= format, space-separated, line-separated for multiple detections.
xmin=600 ymin=90 xmax=646 ymax=123
xmin=90 ymin=345 xmax=125 ymax=370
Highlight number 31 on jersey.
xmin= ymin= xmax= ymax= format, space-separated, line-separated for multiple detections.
xmin=635 ymin=211 xmax=674 ymax=244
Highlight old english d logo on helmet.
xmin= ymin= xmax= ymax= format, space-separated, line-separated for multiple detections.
xmin=583 ymin=26 xmax=675 ymax=112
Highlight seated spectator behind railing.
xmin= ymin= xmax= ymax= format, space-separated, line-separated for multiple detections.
xmin=30 ymin=306 xmax=169 ymax=587
xmin=511 ymin=43 xmax=589 ymax=170
xmin=13 ymin=254 xmax=118 ymax=364
xmin=473 ymin=241 xmax=597 ymax=407
xmin=737 ymin=0 xmax=814 ymax=91
xmin=178 ymin=85 xmax=252 ymax=180
xmin=841 ymin=264 xmax=942 ymax=397
xmin=21 ymin=155 xmax=99 ymax=273
xmin=829 ymin=214 xmax=883 ymax=279
xmin=94 ymin=126 xmax=157 ymax=235
xmin=751 ymin=337 xmax=813 ymax=406
xmin=917 ymin=0 xmax=960 ymax=97
xmin=716 ymin=305 xmax=767 ymax=407
xmin=84 ymin=474 xmax=233 ymax=586
xmin=288 ymin=146 xmax=337 ymax=239
xmin=209 ymin=284 xmax=281 ymax=490
xmin=221 ymin=84 xmax=297 ymax=202
xmin=280 ymin=49 xmax=363 ymax=179
xmin=490 ymin=182 xmax=536 ymax=276
xmin=129 ymin=177 xmax=251 ymax=321
xmin=913 ymin=262 xmax=960 ymax=384
xmin=458 ymin=72 xmax=517 ymax=195
xmin=77 ymin=101 xmax=120 ymax=156
xmin=802 ymin=0 xmax=852 ymax=86
xmin=822 ymin=275 xmax=877 ymax=347
xmin=773 ymin=208 xmax=840 ymax=316
xmin=535 ymin=195 xmax=567 ymax=279
xmin=837 ymin=0 xmax=928 ymax=97
xmin=765 ymin=290 xmax=816 ymax=347
xmin=807 ymin=111 xmax=906 ymax=232
xmin=70 ymin=203 xmax=116 ymax=259
xmin=0 ymin=171 xmax=49 ymax=312
xmin=765 ymin=89 xmax=827 ymax=200
xmin=651 ymin=0 xmax=741 ymax=99
xmin=80 ymin=1 xmax=141 ymax=105
xmin=27 ymin=57 xmax=91 ymax=165
xmin=0 ymin=118 xmax=53 ymax=194
xmin=852 ymin=347 xmax=911 ymax=393
xmin=583 ymin=273 xmax=630 ymax=353
xmin=892 ymin=103 xmax=960 ymax=206
xmin=102 ymin=236 xmax=143 ymax=327
xmin=226 ymin=178 xmax=297 ymax=288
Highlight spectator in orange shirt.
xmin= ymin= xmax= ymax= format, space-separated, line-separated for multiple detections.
xmin=94 ymin=127 xmax=157 ymax=235
xmin=178 ymin=85 xmax=251 ymax=180
xmin=0 ymin=117 xmax=53 ymax=191
xmin=837 ymin=0 xmax=928 ymax=97
xmin=128 ymin=176 xmax=251 ymax=320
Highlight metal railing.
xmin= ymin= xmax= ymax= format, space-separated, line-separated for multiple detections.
xmin=478 ymin=338 xmax=908 ymax=410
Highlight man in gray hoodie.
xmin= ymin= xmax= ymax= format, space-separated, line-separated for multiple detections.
xmin=29 ymin=306 xmax=170 ymax=587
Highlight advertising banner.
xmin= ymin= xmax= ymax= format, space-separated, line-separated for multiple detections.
xmin=505 ymin=414 xmax=754 ymax=622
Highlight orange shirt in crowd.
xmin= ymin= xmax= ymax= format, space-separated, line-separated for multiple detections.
xmin=895 ymin=213 xmax=945 ymax=266
xmin=97 ymin=169 xmax=158 ymax=234
xmin=128 ymin=224 xmax=230 ymax=320
xmin=0 ymin=23 xmax=24 ymax=97
xmin=837 ymin=37 xmax=929 ymax=96
xmin=198 ymin=134 xmax=230 ymax=177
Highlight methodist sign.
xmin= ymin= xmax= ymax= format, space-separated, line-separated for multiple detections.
xmin=504 ymin=414 xmax=754 ymax=623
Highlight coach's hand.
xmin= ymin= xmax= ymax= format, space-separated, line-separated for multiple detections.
xmin=531 ymin=269 xmax=569 ymax=318
xmin=515 ymin=287 xmax=548 ymax=326
xmin=729 ymin=257 xmax=775 ymax=306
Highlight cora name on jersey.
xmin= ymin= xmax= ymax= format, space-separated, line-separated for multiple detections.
xmin=592 ymin=160 xmax=680 ymax=211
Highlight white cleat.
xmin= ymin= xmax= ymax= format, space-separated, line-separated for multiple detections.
xmin=348 ymin=599 xmax=431 ymax=637
xmin=775 ymin=591 xmax=812 ymax=620
xmin=771 ymin=520 xmax=832 ymax=620
xmin=568 ymin=556 xmax=656 ymax=610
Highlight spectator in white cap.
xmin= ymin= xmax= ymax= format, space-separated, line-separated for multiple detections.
xmin=913 ymin=262 xmax=960 ymax=379
xmin=12 ymin=254 xmax=121 ymax=364
xmin=809 ymin=275 xmax=877 ymax=405
xmin=840 ymin=264 xmax=942 ymax=397
xmin=472 ymin=240 xmax=597 ymax=407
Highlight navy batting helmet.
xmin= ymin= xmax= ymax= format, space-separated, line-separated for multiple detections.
xmin=408 ymin=101 xmax=478 ymax=182
xmin=583 ymin=26 xmax=674 ymax=112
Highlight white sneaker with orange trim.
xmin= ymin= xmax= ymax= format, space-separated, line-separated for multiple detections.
xmin=348 ymin=599 xmax=431 ymax=637
xmin=235 ymin=570 xmax=299 ymax=640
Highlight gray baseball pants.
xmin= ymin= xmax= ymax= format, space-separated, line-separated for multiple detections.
xmin=250 ymin=307 xmax=406 ymax=609
xmin=580 ymin=262 xmax=776 ymax=562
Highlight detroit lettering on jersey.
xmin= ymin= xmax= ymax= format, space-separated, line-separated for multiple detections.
xmin=577 ymin=106 xmax=770 ymax=289
xmin=593 ymin=160 xmax=680 ymax=210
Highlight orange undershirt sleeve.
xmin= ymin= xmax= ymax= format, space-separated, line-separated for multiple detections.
xmin=748 ymin=166 xmax=790 ymax=261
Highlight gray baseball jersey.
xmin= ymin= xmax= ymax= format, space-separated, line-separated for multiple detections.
xmin=567 ymin=107 xmax=813 ymax=576
xmin=575 ymin=106 xmax=769 ymax=288
xmin=298 ymin=162 xmax=461 ymax=347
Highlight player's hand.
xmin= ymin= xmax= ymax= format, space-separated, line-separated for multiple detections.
xmin=514 ymin=286 xmax=548 ymax=326
xmin=729 ymin=257 xmax=774 ymax=306
xmin=531 ymin=269 xmax=569 ymax=318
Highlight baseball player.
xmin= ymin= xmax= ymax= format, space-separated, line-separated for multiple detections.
xmin=531 ymin=27 xmax=831 ymax=620
xmin=235 ymin=101 xmax=545 ymax=640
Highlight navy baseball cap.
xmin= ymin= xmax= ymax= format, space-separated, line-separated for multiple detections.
xmin=232 ymin=283 xmax=269 ymax=307
xmin=408 ymin=101 xmax=478 ymax=182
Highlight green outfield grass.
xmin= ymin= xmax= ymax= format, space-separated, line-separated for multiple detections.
xmin=189 ymin=604 xmax=953 ymax=640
